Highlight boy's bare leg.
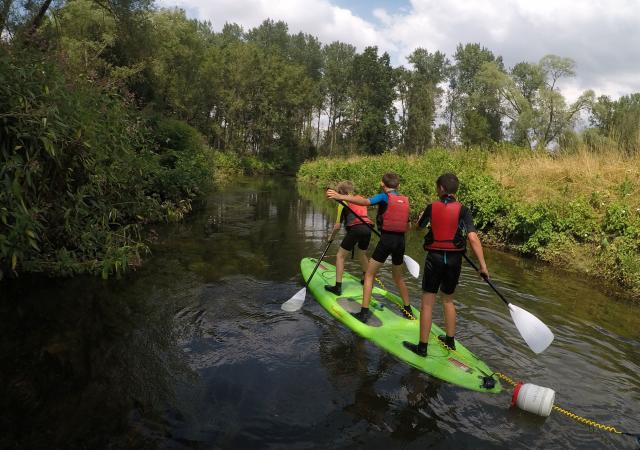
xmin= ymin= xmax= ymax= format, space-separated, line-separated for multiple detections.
xmin=334 ymin=247 xmax=348 ymax=283
xmin=357 ymin=249 xmax=368 ymax=276
xmin=442 ymin=294 xmax=456 ymax=337
xmin=419 ymin=292 xmax=437 ymax=343
xmin=362 ymin=259 xmax=382 ymax=308
xmin=391 ymin=263 xmax=410 ymax=306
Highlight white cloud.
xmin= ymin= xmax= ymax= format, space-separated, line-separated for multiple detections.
xmin=158 ymin=0 xmax=640 ymax=98
xmin=381 ymin=0 xmax=640 ymax=97
xmin=156 ymin=0 xmax=393 ymax=51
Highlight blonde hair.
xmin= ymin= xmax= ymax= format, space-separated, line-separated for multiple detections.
xmin=336 ymin=181 xmax=355 ymax=195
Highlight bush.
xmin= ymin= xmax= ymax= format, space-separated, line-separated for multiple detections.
xmin=0 ymin=48 xmax=213 ymax=278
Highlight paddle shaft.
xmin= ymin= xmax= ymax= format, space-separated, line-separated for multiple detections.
xmin=336 ymin=200 xmax=381 ymax=237
xmin=336 ymin=199 xmax=420 ymax=279
xmin=305 ymin=238 xmax=334 ymax=288
xmin=462 ymin=253 xmax=509 ymax=306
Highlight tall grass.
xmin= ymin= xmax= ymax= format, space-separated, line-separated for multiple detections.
xmin=489 ymin=146 xmax=640 ymax=210
xmin=298 ymin=148 xmax=640 ymax=300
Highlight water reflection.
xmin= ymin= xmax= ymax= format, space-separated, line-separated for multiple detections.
xmin=0 ymin=274 xmax=186 ymax=450
xmin=1 ymin=176 xmax=638 ymax=449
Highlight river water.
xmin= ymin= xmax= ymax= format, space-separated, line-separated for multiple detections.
xmin=1 ymin=177 xmax=638 ymax=449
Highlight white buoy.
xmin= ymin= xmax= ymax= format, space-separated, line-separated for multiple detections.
xmin=512 ymin=382 xmax=556 ymax=417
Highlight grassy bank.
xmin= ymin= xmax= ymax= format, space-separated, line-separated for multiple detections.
xmin=297 ymin=148 xmax=640 ymax=300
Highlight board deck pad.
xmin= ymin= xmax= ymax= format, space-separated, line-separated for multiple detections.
xmin=336 ymin=297 xmax=383 ymax=327
xmin=301 ymin=258 xmax=502 ymax=393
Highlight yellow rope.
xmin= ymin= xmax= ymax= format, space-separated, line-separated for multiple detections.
xmin=495 ymin=372 xmax=631 ymax=436
xmin=551 ymin=405 xmax=624 ymax=434
xmin=495 ymin=372 xmax=518 ymax=387
xmin=374 ymin=278 xmax=637 ymax=440
xmin=375 ymin=277 xmax=416 ymax=320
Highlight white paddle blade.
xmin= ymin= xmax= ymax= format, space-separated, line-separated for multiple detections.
xmin=403 ymin=255 xmax=420 ymax=279
xmin=281 ymin=287 xmax=307 ymax=312
xmin=508 ymin=303 xmax=554 ymax=354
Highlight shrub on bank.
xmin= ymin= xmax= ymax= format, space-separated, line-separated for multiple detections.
xmin=298 ymin=150 xmax=640 ymax=299
xmin=213 ymin=151 xmax=275 ymax=181
xmin=0 ymin=48 xmax=213 ymax=279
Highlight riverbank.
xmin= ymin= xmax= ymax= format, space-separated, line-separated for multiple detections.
xmin=297 ymin=148 xmax=640 ymax=301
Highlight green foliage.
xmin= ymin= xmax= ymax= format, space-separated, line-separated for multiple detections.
xmin=0 ymin=47 xmax=213 ymax=277
xmin=349 ymin=47 xmax=397 ymax=154
xmin=590 ymin=93 xmax=640 ymax=154
xmin=451 ymin=43 xmax=504 ymax=146
xmin=211 ymin=151 xmax=275 ymax=185
xmin=402 ymin=49 xmax=449 ymax=153
xmin=298 ymin=150 xmax=640 ymax=296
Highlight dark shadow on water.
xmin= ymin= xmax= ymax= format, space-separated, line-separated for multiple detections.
xmin=0 ymin=273 xmax=189 ymax=450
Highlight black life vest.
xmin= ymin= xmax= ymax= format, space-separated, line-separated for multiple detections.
xmin=379 ymin=194 xmax=410 ymax=233
xmin=345 ymin=199 xmax=373 ymax=228
xmin=423 ymin=200 xmax=466 ymax=251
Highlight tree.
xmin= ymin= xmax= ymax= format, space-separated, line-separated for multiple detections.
xmin=403 ymin=48 xmax=449 ymax=152
xmin=322 ymin=41 xmax=355 ymax=154
xmin=480 ymin=55 xmax=594 ymax=149
xmin=449 ymin=43 xmax=504 ymax=147
xmin=349 ymin=46 xmax=396 ymax=154
xmin=246 ymin=19 xmax=289 ymax=55
xmin=590 ymin=93 xmax=640 ymax=154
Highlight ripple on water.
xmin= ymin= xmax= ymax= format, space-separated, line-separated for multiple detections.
xmin=155 ymin=179 xmax=640 ymax=449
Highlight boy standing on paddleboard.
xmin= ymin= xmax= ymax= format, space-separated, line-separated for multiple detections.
xmin=403 ymin=173 xmax=489 ymax=357
xmin=324 ymin=181 xmax=372 ymax=295
xmin=326 ymin=172 xmax=414 ymax=323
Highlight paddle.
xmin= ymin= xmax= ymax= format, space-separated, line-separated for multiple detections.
xmin=462 ymin=254 xmax=554 ymax=354
xmin=336 ymin=200 xmax=421 ymax=279
xmin=281 ymin=238 xmax=334 ymax=312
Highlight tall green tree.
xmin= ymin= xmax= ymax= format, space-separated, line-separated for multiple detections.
xmin=450 ymin=43 xmax=504 ymax=147
xmin=322 ymin=41 xmax=356 ymax=154
xmin=480 ymin=55 xmax=593 ymax=149
xmin=404 ymin=48 xmax=449 ymax=152
xmin=246 ymin=19 xmax=289 ymax=55
xmin=590 ymin=93 xmax=640 ymax=154
xmin=349 ymin=46 xmax=396 ymax=154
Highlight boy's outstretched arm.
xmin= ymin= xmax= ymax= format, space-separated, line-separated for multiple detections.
xmin=328 ymin=222 xmax=341 ymax=241
xmin=326 ymin=189 xmax=371 ymax=206
xmin=467 ymin=232 xmax=490 ymax=279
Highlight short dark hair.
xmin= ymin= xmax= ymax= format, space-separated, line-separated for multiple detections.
xmin=382 ymin=172 xmax=400 ymax=189
xmin=436 ymin=173 xmax=459 ymax=194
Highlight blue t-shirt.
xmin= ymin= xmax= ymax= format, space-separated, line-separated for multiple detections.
xmin=369 ymin=190 xmax=401 ymax=230
xmin=368 ymin=190 xmax=398 ymax=205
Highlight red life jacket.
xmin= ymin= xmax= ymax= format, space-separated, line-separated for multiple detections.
xmin=345 ymin=199 xmax=373 ymax=228
xmin=424 ymin=200 xmax=465 ymax=251
xmin=380 ymin=194 xmax=410 ymax=233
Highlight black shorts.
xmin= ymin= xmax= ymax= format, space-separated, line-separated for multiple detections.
xmin=340 ymin=224 xmax=371 ymax=251
xmin=422 ymin=251 xmax=463 ymax=295
xmin=371 ymin=232 xmax=405 ymax=265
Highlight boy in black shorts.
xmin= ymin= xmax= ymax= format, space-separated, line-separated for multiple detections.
xmin=327 ymin=172 xmax=414 ymax=323
xmin=403 ymin=173 xmax=489 ymax=356
xmin=324 ymin=181 xmax=372 ymax=295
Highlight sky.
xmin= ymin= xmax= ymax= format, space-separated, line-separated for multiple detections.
xmin=156 ymin=0 xmax=640 ymax=101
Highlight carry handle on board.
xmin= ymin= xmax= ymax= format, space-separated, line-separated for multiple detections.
xmin=335 ymin=200 xmax=420 ymax=278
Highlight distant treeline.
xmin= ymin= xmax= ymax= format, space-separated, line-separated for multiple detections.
xmin=1 ymin=0 xmax=639 ymax=277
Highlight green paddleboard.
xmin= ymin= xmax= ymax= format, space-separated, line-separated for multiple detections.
xmin=301 ymin=257 xmax=501 ymax=394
